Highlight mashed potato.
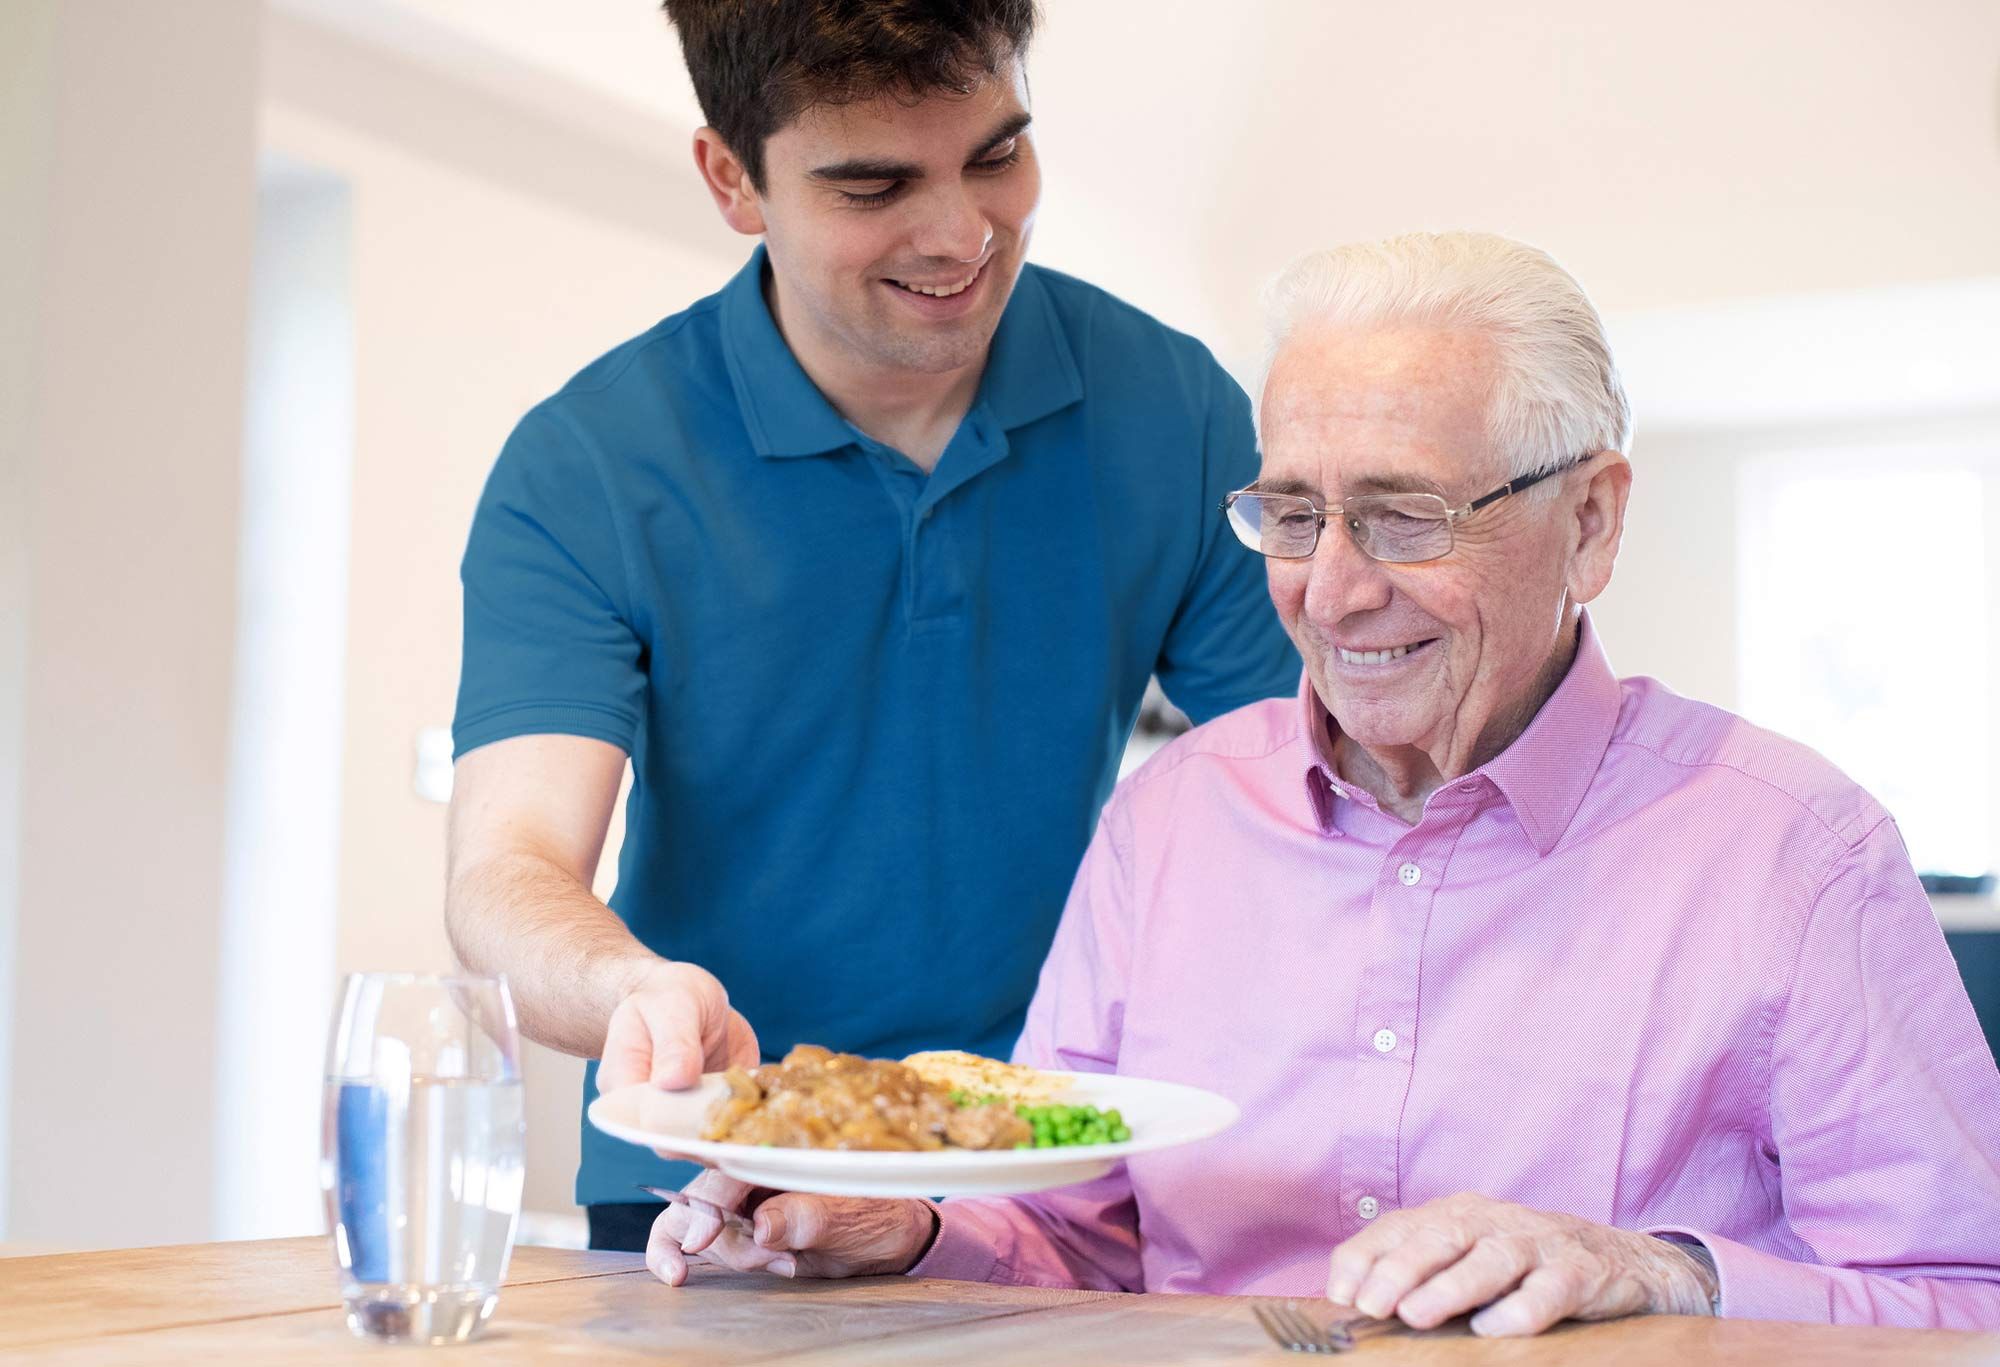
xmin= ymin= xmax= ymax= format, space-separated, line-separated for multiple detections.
xmin=900 ymin=1050 xmax=1073 ymax=1106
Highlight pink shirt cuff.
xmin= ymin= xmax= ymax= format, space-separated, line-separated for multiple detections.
xmin=1648 ymin=1224 xmax=1825 ymax=1323
xmin=906 ymin=1200 xmax=1001 ymax=1284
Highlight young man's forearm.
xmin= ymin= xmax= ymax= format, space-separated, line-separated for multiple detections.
xmin=446 ymin=850 xmax=662 ymax=1058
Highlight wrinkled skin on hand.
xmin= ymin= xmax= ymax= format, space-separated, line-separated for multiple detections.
xmin=646 ymin=1169 xmax=937 ymax=1287
xmin=1325 ymin=1192 xmax=1718 ymax=1337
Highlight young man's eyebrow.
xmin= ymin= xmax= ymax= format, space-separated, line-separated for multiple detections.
xmin=970 ymin=112 xmax=1033 ymax=160
xmin=809 ymin=112 xmax=1033 ymax=183
xmin=810 ymin=155 xmax=923 ymax=183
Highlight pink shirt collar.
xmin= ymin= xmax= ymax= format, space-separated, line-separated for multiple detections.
xmin=1301 ymin=611 xmax=1624 ymax=855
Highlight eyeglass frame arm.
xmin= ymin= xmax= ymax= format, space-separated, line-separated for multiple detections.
xmin=1217 ymin=452 xmax=1597 ymax=523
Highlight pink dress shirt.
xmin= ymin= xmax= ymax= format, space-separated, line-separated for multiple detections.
xmin=912 ymin=615 xmax=2000 ymax=1326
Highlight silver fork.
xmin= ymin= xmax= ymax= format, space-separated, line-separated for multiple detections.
xmin=1252 ymin=1301 xmax=1358 ymax=1354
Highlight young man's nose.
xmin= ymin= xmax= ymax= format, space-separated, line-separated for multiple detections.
xmin=910 ymin=186 xmax=993 ymax=265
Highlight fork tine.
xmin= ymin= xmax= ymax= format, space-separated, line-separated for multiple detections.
xmin=1265 ymin=1302 xmax=1314 ymax=1352
xmin=1310 ymin=1308 xmax=1355 ymax=1353
xmin=1266 ymin=1302 xmax=1302 ymax=1348
xmin=1252 ymin=1303 xmax=1294 ymax=1350
xmin=1255 ymin=1299 xmax=1368 ymax=1355
xmin=1291 ymin=1301 xmax=1342 ymax=1352
xmin=1274 ymin=1302 xmax=1329 ymax=1353
xmin=1291 ymin=1301 xmax=1352 ymax=1354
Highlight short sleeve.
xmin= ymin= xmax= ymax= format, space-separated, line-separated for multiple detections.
xmin=1152 ymin=366 xmax=1301 ymax=725
xmin=452 ymin=406 xmax=646 ymax=759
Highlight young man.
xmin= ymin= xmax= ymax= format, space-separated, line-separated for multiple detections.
xmin=445 ymin=0 xmax=1298 ymax=1252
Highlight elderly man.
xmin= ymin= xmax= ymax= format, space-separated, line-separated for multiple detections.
xmin=650 ymin=232 xmax=2000 ymax=1334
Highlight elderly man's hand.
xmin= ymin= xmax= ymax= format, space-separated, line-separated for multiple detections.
xmin=1325 ymin=1193 xmax=1718 ymax=1337
xmin=646 ymin=1169 xmax=937 ymax=1287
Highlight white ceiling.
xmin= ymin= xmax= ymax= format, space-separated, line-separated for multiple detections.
xmin=271 ymin=0 xmax=2000 ymax=380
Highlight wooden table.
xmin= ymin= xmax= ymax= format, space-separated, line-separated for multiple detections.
xmin=5 ymin=1237 xmax=1999 ymax=1364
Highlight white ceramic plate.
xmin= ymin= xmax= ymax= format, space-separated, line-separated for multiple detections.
xmin=587 ymin=1071 xmax=1240 ymax=1198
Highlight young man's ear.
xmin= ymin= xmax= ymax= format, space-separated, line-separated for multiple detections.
xmin=692 ymin=129 xmax=767 ymax=236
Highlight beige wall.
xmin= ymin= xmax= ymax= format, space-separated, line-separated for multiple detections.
xmin=1025 ymin=0 xmax=2000 ymax=376
xmin=0 ymin=0 xmax=56 ymax=1241
xmin=1592 ymin=280 xmax=2000 ymax=712
xmin=1591 ymin=436 xmax=1742 ymax=710
xmin=4 ymin=0 xmax=260 ymax=1246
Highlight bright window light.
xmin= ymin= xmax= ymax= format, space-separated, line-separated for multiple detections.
xmin=1739 ymin=461 xmax=1990 ymax=877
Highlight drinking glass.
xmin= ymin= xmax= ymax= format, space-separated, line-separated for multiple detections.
xmin=320 ymin=972 xmax=526 ymax=1345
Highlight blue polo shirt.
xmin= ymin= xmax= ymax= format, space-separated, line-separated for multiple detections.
xmin=455 ymin=248 xmax=1298 ymax=1206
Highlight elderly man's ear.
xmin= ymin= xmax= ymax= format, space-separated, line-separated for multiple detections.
xmin=1564 ymin=452 xmax=1632 ymax=605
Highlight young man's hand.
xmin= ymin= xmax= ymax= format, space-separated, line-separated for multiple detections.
xmin=597 ymin=960 xmax=759 ymax=1092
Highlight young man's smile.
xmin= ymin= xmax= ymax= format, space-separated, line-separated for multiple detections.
xmin=881 ymin=252 xmax=993 ymax=319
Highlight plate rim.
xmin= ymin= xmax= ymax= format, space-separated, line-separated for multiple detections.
xmin=585 ymin=1070 xmax=1240 ymax=1169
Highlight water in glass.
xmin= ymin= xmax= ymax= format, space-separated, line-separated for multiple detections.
xmin=321 ymin=974 xmax=526 ymax=1344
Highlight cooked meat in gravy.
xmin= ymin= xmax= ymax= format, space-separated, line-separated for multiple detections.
xmin=703 ymin=1044 xmax=1032 ymax=1151
xmin=943 ymin=1099 xmax=1033 ymax=1150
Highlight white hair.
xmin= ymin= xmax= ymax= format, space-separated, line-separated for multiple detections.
xmin=1261 ymin=231 xmax=1632 ymax=486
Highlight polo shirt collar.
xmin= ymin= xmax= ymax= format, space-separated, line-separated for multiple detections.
xmin=974 ymin=265 xmax=1083 ymax=432
xmin=1299 ymin=610 xmax=1624 ymax=854
xmin=719 ymin=246 xmax=856 ymax=459
xmin=719 ymin=248 xmax=1086 ymax=459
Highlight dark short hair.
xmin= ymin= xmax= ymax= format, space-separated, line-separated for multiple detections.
xmin=661 ymin=0 xmax=1039 ymax=190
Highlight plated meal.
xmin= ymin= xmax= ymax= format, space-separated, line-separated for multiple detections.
xmin=703 ymin=1044 xmax=1132 ymax=1153
xmin=588 ymin=1043 xmax=1237 ymax=1199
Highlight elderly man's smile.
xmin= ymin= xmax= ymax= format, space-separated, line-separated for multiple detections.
xmin=1333 ymin=637 xmax=1439 ymax=667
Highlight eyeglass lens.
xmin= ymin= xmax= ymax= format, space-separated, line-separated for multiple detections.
xmin=1227 ymin=492 xmax=1453 ymax=564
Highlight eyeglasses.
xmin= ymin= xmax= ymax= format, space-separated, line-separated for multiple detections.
xmin=1220 ymin=454 xmax=1596 ymax=564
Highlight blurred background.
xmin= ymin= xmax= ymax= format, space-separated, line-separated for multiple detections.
xmin=3 ymin=0 xmax=1998 ymax=1254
